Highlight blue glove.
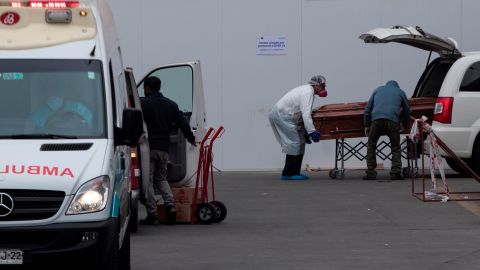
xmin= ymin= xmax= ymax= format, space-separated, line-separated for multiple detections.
xmin=309 ymin=131 xmax=321 ymax=143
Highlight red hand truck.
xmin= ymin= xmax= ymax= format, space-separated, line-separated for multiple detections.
xmin=191 ymin=126 xmax=227 ymax=224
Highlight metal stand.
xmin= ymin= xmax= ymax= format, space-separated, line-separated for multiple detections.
xmin=410 ymin=118 xmax=480 ymax=202
xmin=328 ymin=137 xmax=414 ymax=179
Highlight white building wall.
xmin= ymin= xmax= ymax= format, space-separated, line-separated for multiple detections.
xmin=108 ymin=0 xmax=480 ymax=171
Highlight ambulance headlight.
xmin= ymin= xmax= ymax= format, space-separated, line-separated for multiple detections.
xmin=67 ymin=176 xmax=110 ymax=215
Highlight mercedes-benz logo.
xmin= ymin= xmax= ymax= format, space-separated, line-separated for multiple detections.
xmin=0 ymin=193 xmax=14 ymax=217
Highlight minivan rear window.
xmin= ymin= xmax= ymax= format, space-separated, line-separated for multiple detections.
xmin=415 ymin=60 xmax=453 ymax=97
xmin=0 ymin=59 xmax=106 ymax=138
xmin=460 ymin=62 xmax=480 ymax=92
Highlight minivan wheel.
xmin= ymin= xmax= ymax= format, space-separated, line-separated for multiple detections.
xmin=471 ymin=139 xmax=480 ymax=176
xmin=445 ymin=157 xmax=468 ymax=175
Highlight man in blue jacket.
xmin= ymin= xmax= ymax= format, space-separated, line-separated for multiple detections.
xmin=363 ymin=80 xmax=410 ymax=180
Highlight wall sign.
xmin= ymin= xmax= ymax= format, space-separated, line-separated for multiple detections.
xmin=256 ymin=36 xmax=287 ymax=55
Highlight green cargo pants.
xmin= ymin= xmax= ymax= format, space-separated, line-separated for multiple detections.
xmin=365 ymin=119 xmax=402 ymax=177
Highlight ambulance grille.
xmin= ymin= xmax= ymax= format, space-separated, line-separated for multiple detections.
xmin=40 ymin=143 xmax=93 ymax=151
xmin=0 ymin=190 xmax=65 ymax=221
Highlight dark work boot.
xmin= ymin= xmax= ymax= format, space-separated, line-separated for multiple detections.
xmin=165 ymin=204 xmax=177 ymax=225
xmin=282 ymin=155 xmax=297 ymax=178
xmin=294 ymin=154 xmax=304 ymax=176
xmin=362 ymin=175 xmax=377 ymax=181
xmin=139 ymin=214 xmax=160 ymax=225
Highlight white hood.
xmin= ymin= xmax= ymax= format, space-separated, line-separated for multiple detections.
xmin=0 ymin=140 xmax=107 ymax=194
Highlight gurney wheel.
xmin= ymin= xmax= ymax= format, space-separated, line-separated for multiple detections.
xmin=338 ymin=170 xmax=345 ymax=179
xmin=210 ymin=200 xmax=227 ymax=223
xmin=195 ymin=203 xmax=216 ymax=224
xmin=329 ymin=169 xmax=338 ymax=179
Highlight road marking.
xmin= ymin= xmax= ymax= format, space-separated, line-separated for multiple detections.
xmin=457 ymin=201 xmax=480 ymax=217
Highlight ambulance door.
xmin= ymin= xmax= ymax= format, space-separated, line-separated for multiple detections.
xmin=137 ymin=61 xmax=206 ymax=184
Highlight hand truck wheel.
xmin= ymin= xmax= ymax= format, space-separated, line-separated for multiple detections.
xmin=195 ymin=203 xmax=216 ymax=224
xmin=210 ymin=200 xmax=227 ymax=223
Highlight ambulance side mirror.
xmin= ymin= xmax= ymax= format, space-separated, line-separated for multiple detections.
xmin=120 ymin=108 xmax=144 ymax=146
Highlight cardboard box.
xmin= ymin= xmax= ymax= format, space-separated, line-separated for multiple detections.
xmin=172 ymin=187 xmax=202 ymax=204
xmin=157 ymin=203 xmax=193 ymax=223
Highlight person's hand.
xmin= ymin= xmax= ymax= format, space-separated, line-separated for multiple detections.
xmin=309 ymin=131 xmax=321 ymax=143
xmin=364 ymin=127 xmax=370 ymax=137
xmin=305 ymin=132 xmax=312 ymax=144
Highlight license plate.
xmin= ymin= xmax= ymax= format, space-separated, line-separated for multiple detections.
xmin=0 ymin=249 xmax=23 ymax=265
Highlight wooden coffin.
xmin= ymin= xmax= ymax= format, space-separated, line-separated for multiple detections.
xmin=312 ymin=97 xmax=436 ymax=140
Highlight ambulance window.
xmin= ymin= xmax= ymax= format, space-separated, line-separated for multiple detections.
xmin=138 ymin=65 xmax=193 ymax=113
xmin=460 ymin=62 xmax=480 ymax=92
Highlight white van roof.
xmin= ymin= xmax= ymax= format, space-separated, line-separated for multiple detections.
xmin=0 ymin=0 xmax=116 ymax=53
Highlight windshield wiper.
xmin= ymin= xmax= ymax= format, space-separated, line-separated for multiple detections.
xmin=0 ymin=134 xmax=78 ymax=139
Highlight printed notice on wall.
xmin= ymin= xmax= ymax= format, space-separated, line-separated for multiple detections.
xmin=256 ymin=36 xmax=287 ymax=55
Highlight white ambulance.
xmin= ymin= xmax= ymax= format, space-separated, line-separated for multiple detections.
xmin=0 ymin=0 xmax=146 ymax=268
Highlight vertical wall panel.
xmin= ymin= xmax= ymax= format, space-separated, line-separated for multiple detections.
xmin=221 ymin=0 xmax=302 ymax=170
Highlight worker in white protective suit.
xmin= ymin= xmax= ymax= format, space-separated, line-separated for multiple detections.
xmin=268 ymin=75 xmax=328 ymax=180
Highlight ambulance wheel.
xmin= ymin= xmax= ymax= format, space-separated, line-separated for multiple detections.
xmin=210 ymin=200 xmax=227 ymax=223
xmin=329 ymin=169 xmax=338 ymax=179
xmin=195 ymin=203 xmax=216 ymax=224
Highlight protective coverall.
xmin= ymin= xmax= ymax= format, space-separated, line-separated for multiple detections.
xmin=269 ymin=84 xmax=317 ymax=178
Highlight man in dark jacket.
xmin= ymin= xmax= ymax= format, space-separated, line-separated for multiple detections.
xmin=363 ymin=80 xmax=410 ymax=181
xmin=140 ymin=76 xmax=196 ymax=225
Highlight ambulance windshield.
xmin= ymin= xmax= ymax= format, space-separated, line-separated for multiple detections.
xmin=0 ymin=59 xmax=105 ymax=138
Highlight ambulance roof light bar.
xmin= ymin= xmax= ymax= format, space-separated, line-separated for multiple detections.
xmin=0 ymin=1 xmax=80 ymax=8
xmin=29 ymin=1 xmax=79 ymax=8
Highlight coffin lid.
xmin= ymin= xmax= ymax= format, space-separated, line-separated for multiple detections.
xmin=359 ymin=25 xmax=461 ymax=57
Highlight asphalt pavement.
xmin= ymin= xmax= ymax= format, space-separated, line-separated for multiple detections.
xmin=131 ymin=169 xmax=480 ymax=270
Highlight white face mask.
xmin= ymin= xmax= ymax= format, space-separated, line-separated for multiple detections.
xmin=47 ymin=96 xmax=64 ymax=111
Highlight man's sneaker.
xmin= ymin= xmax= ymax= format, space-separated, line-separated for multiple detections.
xmin=139 ymin=215 xmax=160 ymax=225
xmin=390 ymin=175 xmax=405 ymax=180
xmin=362 ymin=175 xmax=376 ymax=180
xmin=165 ymin=204 xmax=177 ymax=225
